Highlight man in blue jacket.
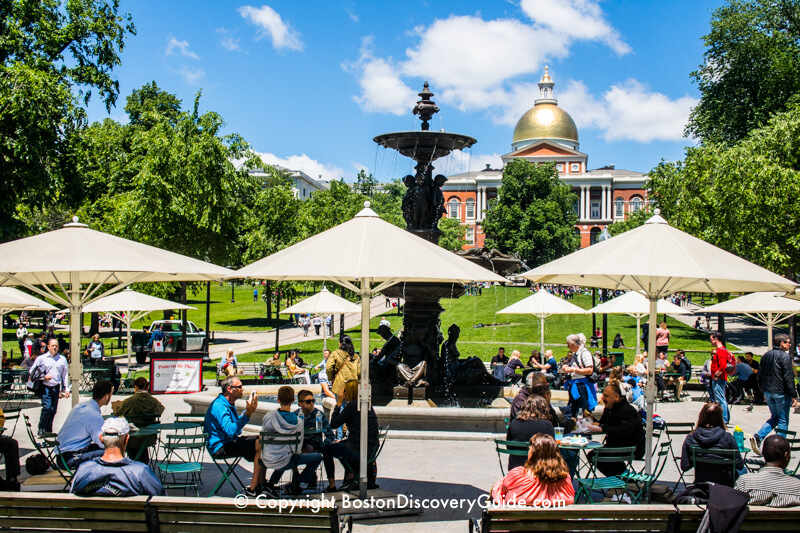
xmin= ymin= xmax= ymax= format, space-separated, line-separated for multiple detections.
xmin=204 ymin=376 xmax=262 ymax=495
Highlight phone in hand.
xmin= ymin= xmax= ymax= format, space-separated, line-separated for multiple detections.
xmin=249 ymin=391 xmax=256 ymax=402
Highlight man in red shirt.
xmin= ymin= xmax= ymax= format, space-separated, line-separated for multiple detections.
xmin=710 ymin=331 xmax=732 ymax=424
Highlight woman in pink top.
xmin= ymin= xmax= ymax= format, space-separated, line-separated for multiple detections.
xmin=491 ymin=434 xmax=575 ymax=506
xmin=655 ymin=321 xmax=670 ymax=356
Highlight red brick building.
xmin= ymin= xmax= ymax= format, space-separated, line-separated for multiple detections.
xmin=441 ymin=68 xmax=648 ymax=249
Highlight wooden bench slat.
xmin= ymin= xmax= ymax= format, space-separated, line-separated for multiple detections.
xmin=3 ymin=508 xmax=145 ymax=522
xmin=157 ymin=511 xmax=332 ymax=527
xmin=0 ymin=517 xmax=147 ymax=532
xmin=159 ymin=525 xmax=330 ymax=533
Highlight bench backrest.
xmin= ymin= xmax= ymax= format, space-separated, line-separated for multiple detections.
xmin=0 ymin=492 xmax=345 ymax=532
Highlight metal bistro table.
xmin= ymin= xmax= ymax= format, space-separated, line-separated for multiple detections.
xmin=145 ymin=421 xmax=203 ymax=463
xmin=80 ymin=367 xmax=110 ymax=393
xmin=559 ymin=436 xmax=603 ymax=477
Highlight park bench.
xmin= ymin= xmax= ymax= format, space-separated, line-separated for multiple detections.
xmin=469 ymin=503 xmax=800 ymax=533
xmin=214 ymin=362 xmax=306 ymax=385
xmin=0 ymin=491 xmax=352 ymax=533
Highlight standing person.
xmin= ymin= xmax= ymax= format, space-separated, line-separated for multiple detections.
xmin=312 ymin=315 xmax=322 ymax=336
xmin=326 ymin=336 xmax=361 ymax=399
xmin=751 ymin=333 xmax=797 ymax=453
xmin=641 ymin=321 xmax=650 ymax=352
xmin=253 ymin=287 xmax=258 ymax=302
xmin=326 ymin=314 xmax=333 ymax=336
xmin=563 ymin=334 xmax=598 ymax=419
xmin=22 ymin=333 xmax=33 ymax=360
xmin=709 ymin=331 xmax=733 ymax=424
xmin=655 ymin=321 xmax=670 ymax=357
xmin=301 ymin=315 xmax=310 ymax=337
xmin=29 ymin=338 xmax=70 ymax=435
xmin=87 ymin=334 xmax=105 ymax=363
xmin=15 ymin=323 xmax=27 ymax=356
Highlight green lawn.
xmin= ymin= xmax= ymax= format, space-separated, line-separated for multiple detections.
xmin=2 ymin=285 xmax=726 ymax=371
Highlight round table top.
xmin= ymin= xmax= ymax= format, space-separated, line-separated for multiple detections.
xmin=145 ymin=421 xmax=202 ymax=431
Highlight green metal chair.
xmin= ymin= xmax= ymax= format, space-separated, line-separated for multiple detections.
xmin=23 ymin=414 xmax=73 ymax=490
xmin=340 ymin=425 xmax=390 ymax=491
xmin=665 ymin=421 xmax=695 ymax=489
xmin=206 ymin=434 xmax=246 ymax=497
xmin=174 ymin=412 xmax=205 ymax=425
xmin=575 ymin=446 xmax=636 ymax=504
xmin=155 ymin=433 xmax=205 ymax=496
xmin=690 ymin=446 xmax=739 ymax=487
xmin=620 ymin=441 xmax=671 ymax=503
xmin=493 ymin=439 xmax=529 ymax=476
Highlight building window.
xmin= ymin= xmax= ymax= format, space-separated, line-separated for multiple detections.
xmin=556 ymin=163 xmax=564 ymax=172
xmin=614 ymin=197 xmax=624 ymax=218
xmin=590 ymin=201 xmax=600 ymax=220
xmin=466 ymin=227 xmax=475 ymax=244
xmin=448 ymin=199 xmax=460 ymax=219
xmin=465 ymin=198 xmax=475 ymax=219
xmin=571 ymin=163 xmax=580 ymax=172
xmin=590 ymin=227 xmax=601 ymax=245
xmin=630 ymin=197 xmax=643 ymax=213
xmin=573 ymin=227 xmax=581 ymax=249
xmin=573 ymin=198 xmax=580 ymax=217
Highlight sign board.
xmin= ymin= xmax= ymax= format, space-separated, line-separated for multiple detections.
xmin=150 ymin=357 xmax=203 ymax=394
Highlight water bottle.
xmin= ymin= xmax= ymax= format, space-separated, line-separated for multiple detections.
xmin=734 ymin=425 xmax=744 ymax=451
xmin=315 ymin=411 xmax=323 ymax=431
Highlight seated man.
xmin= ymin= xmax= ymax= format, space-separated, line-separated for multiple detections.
xmin=0 ymin=407 xmax=20 ymax=491
xmin=735 ymin=434 xmax=800 ymax=507
xmin=729 ymin=355 xmax=761 ymax=404
xmin=57 ymin=380 xmax=113 ymax=470
xmin=113 ymin=377 xmax=165 ymax=461
xmin=587 ymin=385 xmax=645 ymax=476
xmin=665 ymin=351 xmax=690 ymax=400
xmin=70 ymin=417 xmax=165 ymax=496
xmin=295 ymin=389 xmax=336 ymax=490
xmin=204 ymin=376 xmax=263 ymax=496
xmin=261 ymin=386 xmax=323 ymax=496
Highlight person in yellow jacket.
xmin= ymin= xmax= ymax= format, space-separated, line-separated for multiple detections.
xmin=326 ymin=336 xmax=361 ymax=396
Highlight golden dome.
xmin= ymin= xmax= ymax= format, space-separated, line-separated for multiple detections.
xmin=512 ymin=103 xmax=579 ymax=145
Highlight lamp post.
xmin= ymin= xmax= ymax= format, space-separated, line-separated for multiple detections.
xmin=598 ymin=227 xmax=612 ymax=354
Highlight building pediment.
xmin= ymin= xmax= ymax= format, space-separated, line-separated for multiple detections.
xmin=503 ymin=140 xmax=587 ymax=159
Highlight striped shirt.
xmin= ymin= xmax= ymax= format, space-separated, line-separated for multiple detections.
xmin=734 ymin=466 xmax=800 ymax=508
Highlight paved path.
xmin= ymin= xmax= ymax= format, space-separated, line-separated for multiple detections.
xmin=668 ymin=302 xmax=778 ymax=354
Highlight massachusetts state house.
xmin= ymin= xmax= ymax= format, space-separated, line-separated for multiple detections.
xmin=442 ymin=68 xmax=648 ymax=249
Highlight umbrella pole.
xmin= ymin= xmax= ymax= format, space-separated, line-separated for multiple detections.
xmin=323 ymin=313 xmax=327 ymax=352
xmin=358 ymin=278 xmax=371 ymax=500
xmin=69 ymin=272 xmax=82 ymax=407
xmin=0 ymin=311 xmax=4 ymax=371
xmin=636 ymin=315 xmax=641 ymax=355
xmin=540 ymin=316 xmax=545 ymax=354
xmin=767 ymin=312 xmax=773 ymax=350
xmin=126 ymin=310 xmax=132 ymax=371
xmin=645 ymin=297 xmax=657 ymax=476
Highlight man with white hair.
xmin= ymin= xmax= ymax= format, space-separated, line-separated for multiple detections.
xmin=70 ymin=417 xmax=165 ymax=496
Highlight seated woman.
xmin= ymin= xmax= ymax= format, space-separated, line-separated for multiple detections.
xmin=504 ymin=350 xmax=525 ymax=385
xmin=506 ymin=395 xmax=555 ymax=471
xmin=262 ymin=352 xmax=283 ymax=379
xmin=221 ymin=349 xmax=238 ymax=377
xmin=325 ymin=379 xmax=380 ymax=491
xmin=285 ymin=350 xmax=311 ymax=384
xmin=492 ymin=434 xmax=575 ymax=506
xmin=680 ymin=402 xmax=745 ymax=486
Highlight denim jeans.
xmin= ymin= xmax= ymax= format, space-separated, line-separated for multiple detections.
xmin=755 ymin=391 xmax=792 ymax=440
xmin=711 ymin=379 xmax=729 ymax=424
xmin=39 ymin=384 xmax=60 ymax=432
xmin=267 ymin=452 xmax=323 ymax=486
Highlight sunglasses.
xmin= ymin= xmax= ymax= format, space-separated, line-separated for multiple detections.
xmin=300 ymin=399 xmax=315 ymax=404
xmin=228 ymin=385 xmax=244 ymax=390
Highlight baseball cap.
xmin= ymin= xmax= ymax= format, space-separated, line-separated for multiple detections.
xmin=101 ymin=417 xmax=130 ymax=436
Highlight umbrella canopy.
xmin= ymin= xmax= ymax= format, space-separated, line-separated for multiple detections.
xmin=497 ymin=291 xmax=587 ymax=353
xmin=520 ymin=211 xmax=797 ymax=476
xmin=81 ymin=288 xmax=196 ymax=367
xmin=0 ymin=217 xmax=233 ymax=405
xmin=0 ymin=287 xmax=57 ymax=370
xmin=587 ymin=291 xmax=691 ymax=354
xmin=280 ymin=287 xmax=362 ymax=351
xmin=703 ymin=292 xmax=800 ymax=350
xmin=232 ymin=202 xmax=506 ymax=497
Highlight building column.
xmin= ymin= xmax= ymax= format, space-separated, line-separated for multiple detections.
xmin=579 ymin=186 xmax=585 ymax=220
xmin=601 ymin=186 xmax=608 ymax=220
xmin=481 ymin=188 xmax=488 ymax=220
xmin=584 ymin=186 xmax=591 ymax=221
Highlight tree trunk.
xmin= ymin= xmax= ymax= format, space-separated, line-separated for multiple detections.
xmin=88 ymin=313 xmax=100 ymax=336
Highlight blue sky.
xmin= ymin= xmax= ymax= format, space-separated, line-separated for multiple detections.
xmin=85 ymin=0 xmax=722 ymax=182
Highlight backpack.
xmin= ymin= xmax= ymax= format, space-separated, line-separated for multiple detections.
xmin=25 ymin=454 xmax=50 ymax=476
xmin=576 ymin=347 xmax=600 ymax=383
xmin=723 ymin=349 xmax=736 ymax=374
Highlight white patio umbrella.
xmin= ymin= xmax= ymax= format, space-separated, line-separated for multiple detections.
xmin=232 ymin=202 xmax=507 ymax=497
xmin=496 ymin=290 xmax=587 ymax=353
xmin=520 ymin=211 xmax=797 ymax=475
xmin=0 ymin=217 xmax=233 ymax=405
xmin=81 ymin=288 xmax=196 ymax=369
xmin=281 ymin=287 xmax=362 ymax=352
xmin=587 ymin=291 xmax=691 ymax=355
xmin=703 ymin=292 xmax=800 ymax=350
xmin=0 ymin=287 xmax=57 ymax=370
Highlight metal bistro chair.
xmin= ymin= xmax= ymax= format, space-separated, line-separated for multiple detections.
xmin=493 ymin=439 xmax=529 ymax=476
xmin=690 ymin=446 xmax=739 ymax=487
xmin=155 ymin=433 xmax=205 ymax=497
xmin=206 ymin=435 xmax=246 ymax=497
xmin=23 ymin=414 xmax=73 ymax=490
xmin=665 ymin=421 xmax=695 ymax=489
xmin=575 ymin=446 xmax=636 ymax=504
xmin=260 ymin=430 xmax=305 ymax=496
xmin=173 ymin=413 xmax=206 ymax=425
xmin=340 ymin=425 xmax=390 ymax=491
xmin=749 ymin=434 xmax=800 ymax=475
xmin=620 ymin=441 xmax=672 ymax=504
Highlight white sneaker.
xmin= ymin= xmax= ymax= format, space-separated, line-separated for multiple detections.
xmin=750 ymin=435 xmax=762 ymax=455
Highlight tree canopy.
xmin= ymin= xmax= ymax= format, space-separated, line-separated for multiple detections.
xmin=482 ymin=159 xmax=579 ymax=267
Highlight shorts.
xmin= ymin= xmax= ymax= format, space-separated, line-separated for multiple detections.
xmin=216 ymin=435 xmax=258 ymax=462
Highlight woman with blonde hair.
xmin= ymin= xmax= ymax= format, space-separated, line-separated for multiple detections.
xmin=492 ymin=433 xmax=575 ymax=506
xmin=504 ymin=349 xmax=525 ymax=385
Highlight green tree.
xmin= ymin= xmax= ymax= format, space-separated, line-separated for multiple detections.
xmin=437 ymin=216 xmax=466 ymax=251
xmin=482 ymin=159 xmax=579 ymax=267
xmin=0 ymin=0 xmax=135 ymax=240
xmin=651 ymin=104 xmax=800 ymax=275
xmin=353 ymin=169 xmax=378 ymax=197
xmin=687 ymin=0 xmax=800 ymax=144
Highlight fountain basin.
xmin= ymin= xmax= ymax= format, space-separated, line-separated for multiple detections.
xmin=373 ymin=131 xmax=476 ymax=161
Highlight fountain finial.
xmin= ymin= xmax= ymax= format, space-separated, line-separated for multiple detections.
xmin=413 ymin=82 xmax=439 ymax=131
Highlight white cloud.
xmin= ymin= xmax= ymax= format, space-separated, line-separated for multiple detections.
xmin=344 ymin=37 xmax=417 ymax=115
xmin=238 ymin=5 xmax=303 ymax=52
xmin=352 ymin=162 xmax=370 ymax=174
xmin=216 ymin=29 xmax=241 ymax=52
xmin=175 ymin=66 xmax=205 ymax=85
xmin=347 ymin=1 xmax=628 ymax=117
xmin=346 ymin=7 xmax=359 ymax=23
xmin=165 ymin=36 xmax=199 ymax=59
xmin=253 ymin=151 xmax=346 ymax=182
xmin=559 ymin=80 xmax=698 ymax=143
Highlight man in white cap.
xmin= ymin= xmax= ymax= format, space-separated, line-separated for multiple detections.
xmin=70 ymin=417 xmax=165 ymax=497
